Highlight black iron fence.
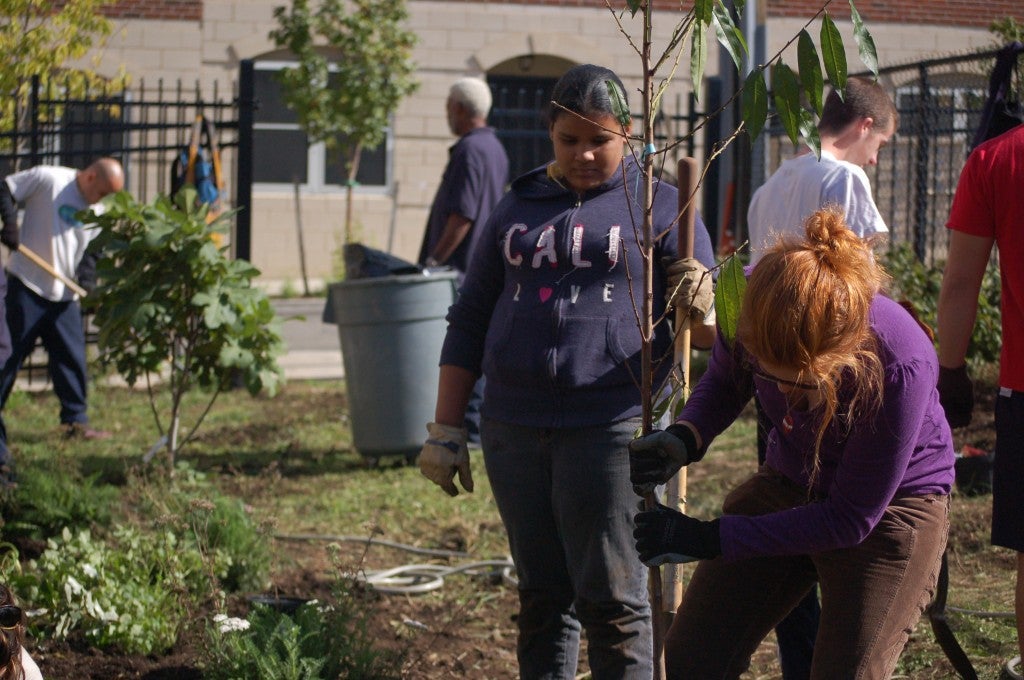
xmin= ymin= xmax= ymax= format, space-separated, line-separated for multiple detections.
xmin=0 ymin=70 xmax=252 ymax=382
xmin=762 ymin=47 xmax=1009 ymax=266
xmin=0 ymin=73 xmax=240 ymax=204
xmin=0 ymin=63 xmax=262 ymax=263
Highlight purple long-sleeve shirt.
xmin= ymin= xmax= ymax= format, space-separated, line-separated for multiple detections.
xmin=682 ymin=294 xmax=955 ymax=561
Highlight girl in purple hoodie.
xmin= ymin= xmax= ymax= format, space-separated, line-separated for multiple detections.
xmin=418 ymin=63 xmax=717 ymax=679
xmin=630 ymin=207 xmax=955 ymax=678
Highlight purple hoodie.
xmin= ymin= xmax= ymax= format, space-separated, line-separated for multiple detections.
xmin=440 ymin=157 xmax=716 ymax=428
xmin=682 ymin=293 xmax=955 ymax=561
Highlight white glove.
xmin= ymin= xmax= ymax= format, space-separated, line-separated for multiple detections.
xmin=663 ymin=257 xmax=714 ymax=319
xmin=418 ymin=422 xmax=474 ymax=497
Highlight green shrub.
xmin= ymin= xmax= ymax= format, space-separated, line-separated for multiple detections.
xmin=125 ymin=464 xmax=272 ymax=595
xmin=0 ymin=466 xmax=118 ymax=541
xmin=88 ymin=189 xmax=284 ymax=469
xmin=3 ymin=525 xmax=207 ymax=655
xmin=880 ymin=244 xmax=1002 ymax=365
xmin=203 ymin=597 xmax=400 ymax=680
xmin=204 ymin=543 xmax=402 ymax=679
xmin=197 ymin=496 xmax=273 ymax=594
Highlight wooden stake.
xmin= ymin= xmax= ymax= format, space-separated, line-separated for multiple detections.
xmin=663 ymin=157 xmax=699 ymax=617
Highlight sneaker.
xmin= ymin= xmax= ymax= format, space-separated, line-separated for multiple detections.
xmin=62 ymin=423 xmax=113 ymax=441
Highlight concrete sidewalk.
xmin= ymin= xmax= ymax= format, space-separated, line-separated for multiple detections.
xmin=273 ymin=297 xmax=345 ymax=381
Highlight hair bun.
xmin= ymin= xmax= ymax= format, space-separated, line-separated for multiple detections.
xmin=803 ymin=206 xmax=866 ymax=263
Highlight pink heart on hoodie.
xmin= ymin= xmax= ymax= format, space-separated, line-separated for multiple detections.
xmin=539 ymin=287 xmax=553 ymax=303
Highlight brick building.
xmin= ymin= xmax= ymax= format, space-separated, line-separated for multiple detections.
xmin=78 ymin=0 xmax=1023 ymax=288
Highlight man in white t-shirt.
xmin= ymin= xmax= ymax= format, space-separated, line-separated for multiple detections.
xmin=745 ymin=76 xmax=898 ymax=680
xmin=0 ymin=158 xmax=124 ymax=482
xmin=748 ymin=76 xmax=896 ymax=264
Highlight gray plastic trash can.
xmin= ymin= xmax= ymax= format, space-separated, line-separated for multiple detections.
xmin=327 ymin=271 xmax=458 ymax=462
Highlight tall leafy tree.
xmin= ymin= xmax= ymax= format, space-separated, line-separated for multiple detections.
xmin=0 ymin=0 xmax=127 ymax=158
xmin=269 ymin=0 xmax=419 ymax=246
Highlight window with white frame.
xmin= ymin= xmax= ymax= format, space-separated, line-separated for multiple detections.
xmin=253 ymin=61 xmax=390 ymax=190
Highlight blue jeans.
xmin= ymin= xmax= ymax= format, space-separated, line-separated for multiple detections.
xmin=0 ymin=277 xmax=89 ymax=454
xmin=481 ymin=417 xmax=652 ymax=680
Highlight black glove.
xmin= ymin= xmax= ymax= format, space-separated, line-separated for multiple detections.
xmin=0 ymin=223 xmax=17 ymax=250
xmin=633 ymin=503 xmax=722 ymax=566
xmin=938 ymin=364 xmax=973 ymax=429
xmin=628 ymin=423 xmax=701 ymax=495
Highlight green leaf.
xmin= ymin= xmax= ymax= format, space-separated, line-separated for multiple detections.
xmin=712 ymin=1 xmax=747 ymax=73
xmin=772 ymin=62 xmax=802 ymax=146
xmin=820 ymin=13 xmax=848 ymax=94
xmin=691 ymin=26 xmax=709 ymax=106
xmin=694 ymin=0 xmax=714 ymax=25
xmin=625 ymin=0 xmax=642 ymax=16
xmin=606 ymin=79 xmax=631 ymax=127
xmin=797 ymin=30 xmax=824 ymax=116
xmin=714 ymin=256 xmax=747 ymax=344
xmin=741 ymin=69 xmax=769 ymax=141
xmin=849 ymin=1 xmax=878 ymax=77
xmin=798 ymin=109 xmax=821 ymax=157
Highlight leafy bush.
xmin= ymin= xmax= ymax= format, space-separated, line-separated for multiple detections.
xmin=3 ymin=525 xmax=207 ymax=654
xmin=87 ymin=188 xmax=284 ymax=468
xmin=126 ymin=465 xmax=272 ymax=595
xmin=880 ymin=244 xmax=1002 ymax=365
xmin=203 ymin=597 xmax=400 ymax=680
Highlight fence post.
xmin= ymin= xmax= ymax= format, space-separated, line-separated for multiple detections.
xmin=912 ymin=64 xmax=932 ymax=262
xmin=29 ymin=75 xmax=40 ymax=168
xmin=235 ymin=59 xmax=255 ymax=262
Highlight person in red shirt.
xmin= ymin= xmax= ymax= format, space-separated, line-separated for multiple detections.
xmin=937 ymin=122 xmax=1024 ymax=673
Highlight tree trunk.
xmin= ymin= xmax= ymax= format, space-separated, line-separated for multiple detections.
xmin=343 ymin=142 xmax=364 ymax=245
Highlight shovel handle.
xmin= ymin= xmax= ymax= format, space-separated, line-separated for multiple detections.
xmin=678 ymin=157 xmax=698 ymax=260
xmin=17 ymin=244 xmax=89 ymax=298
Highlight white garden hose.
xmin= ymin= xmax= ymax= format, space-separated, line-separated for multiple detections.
xmin=274 ymin=532 xmax=517 ymax=594
xmin=354 ymin=560 xmax=517 ymax=594
xmin=1005 ymin=656 xmax=1022 ymax=680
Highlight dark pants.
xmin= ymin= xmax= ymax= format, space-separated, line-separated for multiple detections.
xmin=664 ymin=467 xmax=949 ymax=679
xmin=992 ymin=388 xmax=1024 ymax=552
xmin=0 ymin=276 xmax=89 ymax=454
xmin=481 ymin=417 xmax=653 ymax=680
xmin=757 ymin=394 xmax=819 ymax=680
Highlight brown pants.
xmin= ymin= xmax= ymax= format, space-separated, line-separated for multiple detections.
xmin=664 ymin=467 xmax=949 ymax=680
